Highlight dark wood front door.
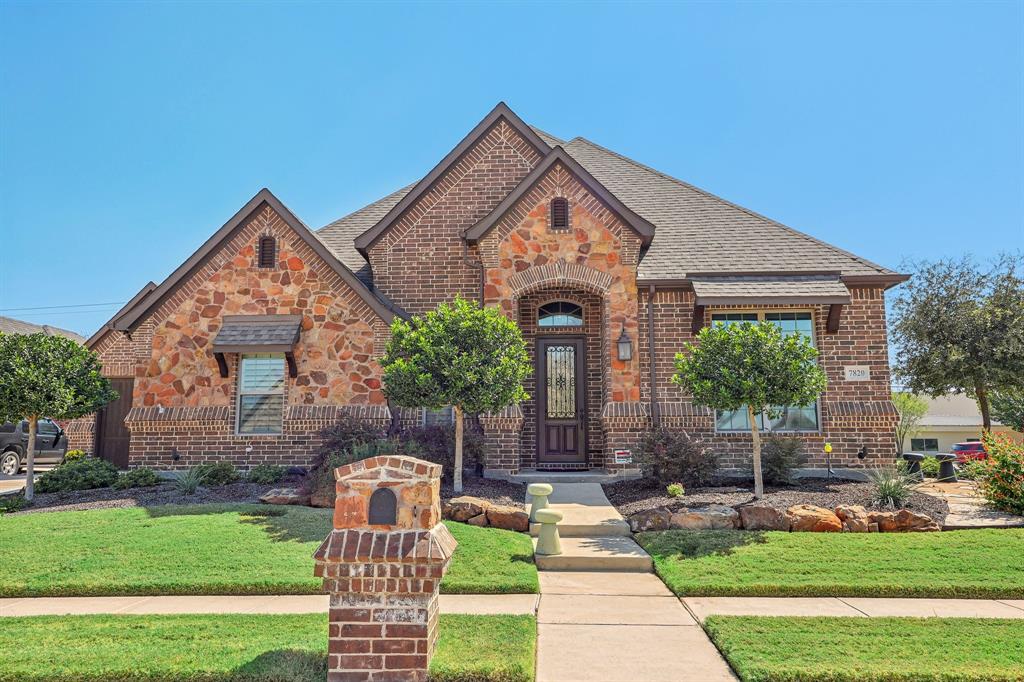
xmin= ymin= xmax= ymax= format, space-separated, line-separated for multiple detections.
xmin=94 ymin=378 xmax=133 ymax=469
xmin=537 ymin=338 xmax=586 ymax=464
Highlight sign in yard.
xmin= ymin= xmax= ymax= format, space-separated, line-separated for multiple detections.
xmin=844 ymin=365 xmax=871 ymax=381
xmin=614 ymin=449 xmax=632 ymax=464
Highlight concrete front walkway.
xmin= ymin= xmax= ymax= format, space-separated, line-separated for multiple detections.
xmin=0 ymin=593 xmax=539 ymax=617
xmin=683 ymin=596 xmax=1024 ymax=621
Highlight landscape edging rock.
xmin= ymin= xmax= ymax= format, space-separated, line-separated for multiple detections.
xmin=443 ymin=495 xmax=529 ymax=533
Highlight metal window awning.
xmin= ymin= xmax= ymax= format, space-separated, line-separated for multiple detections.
xmin=211 ymin=315 xmax=302 ymax=378
xmin=690 ymin=275 xmax=852 ymax=334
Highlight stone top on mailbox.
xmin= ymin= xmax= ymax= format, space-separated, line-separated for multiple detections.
xmin=332 ymin=454 xmax=443 ymax=532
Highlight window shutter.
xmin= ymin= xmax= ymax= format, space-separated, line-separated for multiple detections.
xmin=550 ymin=198 xmax=569 ymax=230
xmin=258 ymin=236 xmax=276 ymax=268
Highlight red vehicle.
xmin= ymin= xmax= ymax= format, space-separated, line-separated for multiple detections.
xmin=951 ymin=441 xmax=987 ymax=462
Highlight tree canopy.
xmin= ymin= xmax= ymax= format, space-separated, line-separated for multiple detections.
xmin=890 ymin=254 xmax=1024 ymax=430
xmin=0 ymin=332 xmax=117 ymax=499
xmin=380 ymin=297 xmax=531 ymax=491
xmin=673 ymin=321 xmax=826 ymax=498
xmin=990 ymin=390 xmax=1024 ymax=433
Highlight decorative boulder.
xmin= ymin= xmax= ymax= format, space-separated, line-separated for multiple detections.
xmin=309 ymin=491 xmax=334 ymax=508
xmin=835 ymin=505 xmax=872 ymax=532
xmin=259 ymin=488 xmax=311 ymax=506
xmin=466 ymin=512 xmax=489 ymax=527
xmin=443 ymin=496 xmax=489 ymax=522
xmin=868 ymin=511 xmax=899 ymax=531
xmin=786 ymin=504 xmax=842 ymax=532
xmin=628 ymin=508 xmax=673 ymax=532
xmin=893 ymin=509 xmax=941 ymax=532
xmin=669 ymin=505 xmax=739 ymax=530
xmin=485 ymin=504 xmax=530 ymax=532
xmin=738 ymin=505 xmax=790 ymax=531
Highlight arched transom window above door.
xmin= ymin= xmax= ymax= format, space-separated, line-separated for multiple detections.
xmin=538 ymin=301 xmax=583 ymax=327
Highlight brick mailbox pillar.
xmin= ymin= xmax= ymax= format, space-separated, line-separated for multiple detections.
xmin=313 ymin=455 xmax=458 ymax=682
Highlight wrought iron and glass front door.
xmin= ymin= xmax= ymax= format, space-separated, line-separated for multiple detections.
xmin=537 ymin=338 xmax=586 ymax=463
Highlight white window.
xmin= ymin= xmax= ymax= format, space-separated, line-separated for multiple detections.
xmin=911 ymin=438 xmax=939 ymax=452
xmin=237 ymin=354 xmax=286 ymax=435
xmin=422 ymin=406 xmax=455 ymax=427
xmin=711 ymin=311 xmax=820 ymax=433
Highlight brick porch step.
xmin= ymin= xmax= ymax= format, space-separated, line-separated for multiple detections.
xmin=533 ymin=536 xmax=654 ymax=572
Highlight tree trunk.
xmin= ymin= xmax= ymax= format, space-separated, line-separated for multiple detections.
xmin=747 ymin=405 xmax=764 ymax=500
xmin=25 ymin=416 xmax=38 ymax=501
xmin=975 ymin=382 xmax=992 ymax=432
xmin=453 ymin=405 xmax=464 ymax=494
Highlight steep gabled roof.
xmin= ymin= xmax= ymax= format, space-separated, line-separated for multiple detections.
xmin=85 ymin=280 xmax=158 ymax=348
xmin=464 ymin=146 xmax=655 ymax=245
xmin=0 ymin=316 xmax=86 ymax=343
xmin=319 ymin=184 xmax=415 ymax=284
xmin=114 ymin=188 xmax=403 ymax=333
xmin=352 ymin=102 xmax=552 ymax=257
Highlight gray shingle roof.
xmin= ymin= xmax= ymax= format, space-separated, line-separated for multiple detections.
xmin=316 ymin=126 xmax=900 ymax=284
xmin=690 ymin=275 xmax=852 ymax=305
xmin=212 ymin=315 xmax=301 ymax=352
xmin=0 ymin=316 xmax=85 ymax=343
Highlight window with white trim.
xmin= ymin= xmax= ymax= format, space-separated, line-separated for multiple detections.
xmin=712 ymin=311 xmax=819 ymax=432
xmin=237 ymin=354 xmax=286 ymax=435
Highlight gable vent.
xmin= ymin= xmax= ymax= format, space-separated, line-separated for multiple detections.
xmin=550 ymin=198 xmax=569 ymax=230
xmin=258 ymin=236 xmax=277 ymax=269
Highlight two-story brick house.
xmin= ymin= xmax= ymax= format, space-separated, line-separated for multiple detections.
xmin=69 ymin=103 xmax=906 ymax=476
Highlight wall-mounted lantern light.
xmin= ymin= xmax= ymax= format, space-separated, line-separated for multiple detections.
xmin=617 ymin=327 xmax=633 ymax=361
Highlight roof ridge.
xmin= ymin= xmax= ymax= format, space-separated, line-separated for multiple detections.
xmin=569 ymin=137 xmax=895 ymax=276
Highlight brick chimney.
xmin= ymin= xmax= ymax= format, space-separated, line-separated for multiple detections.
xmin=313 ymin=455 xmax=457 ymax=682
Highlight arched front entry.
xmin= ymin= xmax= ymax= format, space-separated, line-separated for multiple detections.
xmin=517 ymin=289 xmax=605 ymax=469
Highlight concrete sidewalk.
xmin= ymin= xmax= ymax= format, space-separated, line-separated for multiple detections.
xmin=683 ymin=596 xmax=1024 ymax=621
xmin=0 ymin=593 xmax=539 ymax=617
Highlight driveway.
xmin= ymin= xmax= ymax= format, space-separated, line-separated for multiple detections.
xmin=0 ymin=468 xmax=54 ymax=496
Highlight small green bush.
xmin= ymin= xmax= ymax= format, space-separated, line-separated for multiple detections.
xmin=666 ymin=483 xmax=685 ymax=498
xmin=35 ymin=458 xmax=119 ymax=493
xmin=63 ymin=449 xmax=87 ymax=462
xmin=248 ymin=465 xmax=286 ymax=485
xmin=0 ymin=494 xmax=27 ymax=514
xmin=636 ymin=427 xmax=718 ymax=487
xmin=193 ymin=462 xmax=239 ymax=486
xmin=979 ymin=432 xmax=1024 ymax=515
xmin=309 ymin=439 xmax=400 ymax=506
xmin=920 ymin=456 xmax=940 ymax=478
xmin=399 ymin=424 xmax=485 ymax=477
xmin=761 ymin=436 xmax=809 ymax=485
xmin=957 ymin=459 xmax=990 ymax=482
xmin=868 ymin=463 xmax=916 ymax=509
xmin=112 ymin=467 xmax=162 ymax=490
xmin=175 ymin=467 xmax=206 ymax=495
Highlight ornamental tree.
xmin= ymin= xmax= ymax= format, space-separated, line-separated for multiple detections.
xmin=990 ymin=390 xmax=1024 ymax=433
xmin=672 ymin=322 xmax=826 ymax=499
xmin=380 ymin=297 xmax=531 ymax=492
xmin=0 ymin=332 xmax=118 ymax=500
xmin=893 ymin=392 xmax=929 ymax=454
xmin=890 ymin=254 xmax=1024 ymax=430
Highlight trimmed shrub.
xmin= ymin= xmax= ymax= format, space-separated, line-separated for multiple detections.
xmin=868 ymin=463 xmax=915 ymax=509
xmin=308 ymin=439 xmax=400 ymax=506
xmin=193 ymin=462 xmax=239 ymax=486
xmin=920 ymin=456 xmax=940 ymax=478
xmin=175 ymin=467 xmax=206 ymax=495
xmin=35 ymin=458 xmax=119 ymax=493
xmin=957 ymin=459 xmax=990 ymax=482
xmin=761 ymin=436 xmax=808 ymax=486
xmin=979 ymin=432 xmax=1024 ymax=515
xmin=0 ymin=494 xmax=27 ymax=514
xmin=112 ymin=467 xmax=162 ymax=490
xmin=63 ymin=449 xmax=87 ymax=462
xmin=317 ymin=416 xmax=386 ymax=461
xmin=636 ymin=428 xmax=718 ymax=487
xmin=398 ymin=424 xmax=485 ymax=477
xmin=248 ymin=464 xmax=287 ymax=485
xmin=666 ymin=483 xmax=685 ymax=498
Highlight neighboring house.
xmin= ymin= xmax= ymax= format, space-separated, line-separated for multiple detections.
xmin=904 ymin=394 xmax=1023 ymax=453
xmin=0 ymin=315 xmax=85 ymax=343
xmin=69 ymin=102 xmax=907 ymax=474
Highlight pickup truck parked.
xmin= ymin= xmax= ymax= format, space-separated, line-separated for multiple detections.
xmin=0 ymin=419 xmax=69 ymax=475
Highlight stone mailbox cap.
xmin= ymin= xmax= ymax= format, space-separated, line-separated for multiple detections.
xmin=313 ymin=525 xmax=457 ymax=566
xmin=534 ymin=509 xmax=563 ymax=523
xmin=335 ymin=455 xmax=443 ymax=482
xmin=528 ymin=483 xmax=553 ymax=496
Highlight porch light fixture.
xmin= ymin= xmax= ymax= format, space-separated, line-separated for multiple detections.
xmin=617 ymin=327 xmax=633 ymax=361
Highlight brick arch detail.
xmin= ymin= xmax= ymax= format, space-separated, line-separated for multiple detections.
xmin=506 ymin=260 xmax=614 ymax=299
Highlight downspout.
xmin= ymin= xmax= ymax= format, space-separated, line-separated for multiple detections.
xmin=647 ymin=284 xmax=658 ymax=426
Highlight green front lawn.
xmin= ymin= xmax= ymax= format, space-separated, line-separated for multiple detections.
xmin=637 ymin=529 xmax=1024 ymax=598
xmin=0 ymin=613 xmax=536 ymax=682
xmin=705 ymin=616 xmax=1024 ymax=681
xmin=0 ymin=505 xmax=537 ymax=597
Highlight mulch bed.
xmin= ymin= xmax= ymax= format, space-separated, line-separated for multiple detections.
xmin=441 ymin=477 xmax=526 ymax=510
xmin=14 ymin=478 xmax=301 ymax=514
xmin=604 ymin=478 xmax=949 ymax=526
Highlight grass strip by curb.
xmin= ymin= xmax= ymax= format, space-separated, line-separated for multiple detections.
xmin=704 ymin=615 xmax=1024 ymax=681
xmin=0 ymin=613 xmax=536 ymax=682
xmin=0 ymin=505 xmax=538 ymax=597
xmin=637 ymin=528 xmax=1024 ymax=599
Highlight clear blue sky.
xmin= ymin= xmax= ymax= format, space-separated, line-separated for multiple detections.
xmin=1 ymin=1 xmax=1021 ymax=336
